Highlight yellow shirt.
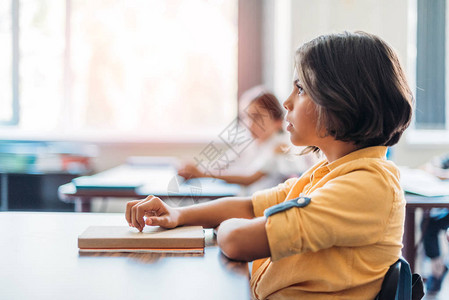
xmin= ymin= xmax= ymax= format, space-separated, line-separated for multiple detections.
xmin=250 ymin=146 xmax=404 ymax=300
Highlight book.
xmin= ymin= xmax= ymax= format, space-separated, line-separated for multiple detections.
xmin=72 ymin=176 xmax=144 ymax=190
xmin=399 ymin=166 xmax=449 ymax=197
xmin=78 ymin=248 xmax=204 ymax=254
xmin=78 ymin=226 xmax=205 ymax=252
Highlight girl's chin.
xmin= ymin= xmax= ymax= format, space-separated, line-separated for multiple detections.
xmin=288 ymin=135 xmax=305 ymax=147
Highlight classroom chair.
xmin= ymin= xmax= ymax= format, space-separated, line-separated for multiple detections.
xmin=375 ymin=258 xmax=424 ymax=300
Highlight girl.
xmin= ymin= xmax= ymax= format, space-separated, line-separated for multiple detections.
xmin=126 ymin=31 xmax=413 ymax=299
xmin=177 ymin=86 xmax=314 ymax=196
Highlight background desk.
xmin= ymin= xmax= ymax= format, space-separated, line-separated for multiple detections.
xmin=404 ymin=194 xmax=449 ymax=272
xmin=0 ymin=212 xmax=250 ymax=300
xmin=58 ymin=164 xmax=241 ymax=212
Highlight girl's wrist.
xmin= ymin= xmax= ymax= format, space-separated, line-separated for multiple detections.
xmin=204 ymin=172 xmax=217 ymax=179
xmin=175 ymin=207 xmax=187 ymax=226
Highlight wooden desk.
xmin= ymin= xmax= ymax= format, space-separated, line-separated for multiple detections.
xmin=404 ymin=194 xmax=449 ymax=272
xmin=0 ymin=212 xmax=250 ymax=300
xmin=58 ymin=165 xmax=241 ymax=212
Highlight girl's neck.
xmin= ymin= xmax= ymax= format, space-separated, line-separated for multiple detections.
xmin=319 ymin=139 xmax=360 ymax=163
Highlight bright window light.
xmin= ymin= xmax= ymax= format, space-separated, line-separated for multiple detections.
xmin=0 ymin=1 xmax=12 ymax=124
xmin=2 ymin=0 xmax=238 ymax=142
xmin=20 ymin=0 xmax=65 ymax=131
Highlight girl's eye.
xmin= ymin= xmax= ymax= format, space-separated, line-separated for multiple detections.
xmin=294 ymin=80 xmax=304 ymax=95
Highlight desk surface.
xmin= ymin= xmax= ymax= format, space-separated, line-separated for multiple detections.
xmin=405 ymin=193 xmax=449 ymax=207
xmin=0 ymin=212 xmax=250 ymax=300
xmin=59 ymin=165 xmax=241 ymax=200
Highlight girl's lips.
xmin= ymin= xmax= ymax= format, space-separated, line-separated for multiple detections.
xmin=287 ymin=122 xmax=293 ymax=131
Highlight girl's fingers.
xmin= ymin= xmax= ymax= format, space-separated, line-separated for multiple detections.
xmin=131 ymin=204 xmax=141 ymax=231
xmin=125 ymin=196 xmax=172 ymax=231
xmin=129 ymin=197 xmax=152 ymax=231
xmin=125 ymin=200 xmax=142 ymax=225
xmin=135 ymin=197 xmax=156 ymax=230
xmin=128 ymin=196 xmax=166 ymax=231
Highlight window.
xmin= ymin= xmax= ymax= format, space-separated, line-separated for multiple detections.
xmin=408 ymin=0 xmax=449 ymax=143
xmin=415 ymin=0 xmax=446 ymax=129
xmin=1 ymin=0 xmax=238 ymax=142
xmin=0 ymin=1 xmax=15 ymax=125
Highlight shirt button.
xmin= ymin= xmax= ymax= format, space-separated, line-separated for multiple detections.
xmin=297 ymin=197 xmax=305 ymax=205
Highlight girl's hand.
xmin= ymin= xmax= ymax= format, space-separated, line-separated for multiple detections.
xmin=274 ymin=143 xmax=289 ymax=154
xmin=177 ymin=163 xmax=205 ymax=179
xmin=125 ymin=196 xmax=180 ymax=232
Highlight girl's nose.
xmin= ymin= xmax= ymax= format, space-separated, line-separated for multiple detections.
xmin=283 ymin=97 xmax=292 ymax=111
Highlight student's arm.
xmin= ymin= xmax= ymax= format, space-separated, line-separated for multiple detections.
xmin=125 ymin=196 xmax=255 ymax=232
xmin=178 ymin=164 xmax=266 ymax=186
xmin=217 ymin=216 xmax=271 ymax=261
xmin=210 ymin=171 xmax=266 ymax=186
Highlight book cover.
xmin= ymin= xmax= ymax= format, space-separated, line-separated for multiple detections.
xmin=78 ymin=247 xmax=204 ymax=254
xmin=72 ymin=176 xmax=144 ymax=190
xmin=78 ymin=226 xmax=205 ymax=250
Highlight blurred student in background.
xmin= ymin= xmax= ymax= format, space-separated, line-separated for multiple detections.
xmin=178 ymin=86 xmax=316 ymax=195
xmin=421 ymin=153 xmax=449 ymax=295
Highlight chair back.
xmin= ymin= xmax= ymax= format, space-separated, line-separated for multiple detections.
xmin=376 ymin=260 xmax=402 ymax=300
xmin=375 ymin=258 xmax=424 ymax=300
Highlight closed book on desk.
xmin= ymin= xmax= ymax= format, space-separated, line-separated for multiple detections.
xmin=78 ymin=226 xmax=205 ymax=253
xmin=72 ymin=176 xmax=144 ymax=191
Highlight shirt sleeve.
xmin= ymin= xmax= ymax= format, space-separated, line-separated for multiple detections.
xmin=251 ymin=177 xmax=299 ymax=217
xmin=265 ymin=168 xmax=403 ymax=261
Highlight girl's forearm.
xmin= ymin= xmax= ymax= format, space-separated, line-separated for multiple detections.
xmin=205 ymin=171 xmax=266 ymax=186
xmin=176 ymin=196 xmax=255 ymax=228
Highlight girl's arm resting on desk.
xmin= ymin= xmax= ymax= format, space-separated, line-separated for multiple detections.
xmin=126 ymin=196 xmax=255 ymax=231
xmin=217 ymin=217 xmax=271 ymax=261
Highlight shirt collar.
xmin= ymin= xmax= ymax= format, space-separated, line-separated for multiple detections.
xmin=325 ymin=146 xmax=388 ymax=171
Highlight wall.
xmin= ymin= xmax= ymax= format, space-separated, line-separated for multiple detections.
xmin=276 ymin=0 xmax=449 ymax=167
